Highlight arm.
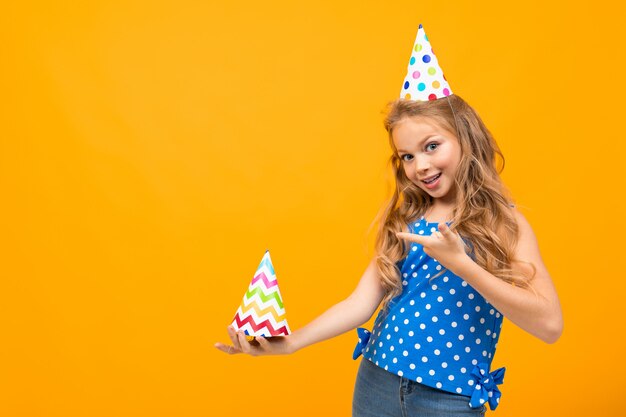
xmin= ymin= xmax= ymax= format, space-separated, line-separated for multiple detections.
xmin=396 ymin=209 xmax=563 ymax=344
xmin=215 ymin=257 xmax=386 ymax=356
xmin=453 ymin=210 xmax=563 ymax=343
xmin=288 ymin=257 xmax=386 ymax=352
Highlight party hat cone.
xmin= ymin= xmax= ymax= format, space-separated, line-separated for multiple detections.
xmin=231 ymin=250 xmax=291 ymax=337
xmin=400 ymin=23 xmax=453 ymax=101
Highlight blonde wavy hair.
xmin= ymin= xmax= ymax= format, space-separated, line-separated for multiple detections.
xmin=376 ymin=94 xmax=534 ymax=307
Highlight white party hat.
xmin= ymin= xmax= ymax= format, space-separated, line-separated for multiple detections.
xmin=400 ymin=24 xmax=453 ymax=101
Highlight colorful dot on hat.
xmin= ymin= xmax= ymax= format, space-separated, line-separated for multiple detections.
xmin=412 ymin=71 xmax=421 ymax=79
xmin=428 ymin=67 xmax=436 ymax=75
xmin=410 ymin=57 xmax=416 ymax=65
xmin=405 ymin=93 xmax=412 ymax=100
xmin=415 ymin=44 xmax=423 ymax=52
xmin=443 ymin=88 xmax=450 ymax=96
xmin=425 ymin=34 xmax=429 ymax=42
xmin=422 ymin=55 xmax=431 ymax=63
xmin=428 ymin=93 xmax=437 ymax=100
xmin=432 ymin=81 xmax=440 ymax=88
xmin=404 ymin=81 xmax=410 ymax=90
xmin=418 ymin=83 xmax=426 ymax=91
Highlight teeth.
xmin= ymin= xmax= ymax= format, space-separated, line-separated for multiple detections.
xmin=424 ymin=174 xmax=441 ymax=184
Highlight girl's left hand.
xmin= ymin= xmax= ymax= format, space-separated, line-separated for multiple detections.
xmin=396 ymin=223 xmax=471 ymax=274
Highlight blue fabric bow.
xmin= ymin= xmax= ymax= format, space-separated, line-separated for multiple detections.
xmin=469 ymin=363 xmax=506 ymax=410
xmin=352 ymin=328 xmax=371 ymax=360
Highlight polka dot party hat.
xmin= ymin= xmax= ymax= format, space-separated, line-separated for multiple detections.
xmin=400 ymin=24 xmax=453 ymax=101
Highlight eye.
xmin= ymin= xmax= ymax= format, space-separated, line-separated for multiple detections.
xmin=400 ymin=154 xmax=414 ymax=162
xmin=425 ymin=142 xmax=439 ymax=152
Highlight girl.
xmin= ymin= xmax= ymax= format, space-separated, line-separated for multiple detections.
xmin=215 ymin=25 xmax=563 ymax=416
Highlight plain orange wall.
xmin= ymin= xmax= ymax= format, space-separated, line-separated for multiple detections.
xmin=1 ymin=1 xmax=625 ymax=416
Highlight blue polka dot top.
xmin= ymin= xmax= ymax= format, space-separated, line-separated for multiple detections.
xmin=353 ymin=216 xmax=506 ymax=406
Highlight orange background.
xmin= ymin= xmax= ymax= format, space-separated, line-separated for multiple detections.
xmin=1 ymin=1 xmax=625 ymax=416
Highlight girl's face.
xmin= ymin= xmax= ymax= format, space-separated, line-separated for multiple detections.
xmin=392 ymin=116 xmax=462 ymax=204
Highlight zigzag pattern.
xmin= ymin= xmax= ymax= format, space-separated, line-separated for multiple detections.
xmin=251 ymin=271 xmax=278 ymax=289
xmin=233 ymin=314 xmax=290 ymax=336
xmin=231 ymin=250 xmax=291 ymax=337
xmin=258 ymin=257 xmax=275 ymax=275
xmin=244 ymin=286 xmax=284 ymax=309
xmin=237 ymin=301 xmax=286 ymax=322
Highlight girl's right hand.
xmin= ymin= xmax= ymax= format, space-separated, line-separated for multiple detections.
xmin=214 ymin=326 xmax=295 ymax=356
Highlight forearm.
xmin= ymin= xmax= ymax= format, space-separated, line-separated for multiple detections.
xmin=453 ymin=257 xmax=563 ymax=343
xmin=289 ymin=296 xmax=373 ymax=353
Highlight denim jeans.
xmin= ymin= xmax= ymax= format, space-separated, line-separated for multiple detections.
xmin=353 ymin=359 xmax=487 ymax=417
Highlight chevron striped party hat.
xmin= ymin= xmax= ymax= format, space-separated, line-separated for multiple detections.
xmin=400 ymin=24 xmax=453 ymax=101
xmin=231 ymin=250 xmax=291 ymax=337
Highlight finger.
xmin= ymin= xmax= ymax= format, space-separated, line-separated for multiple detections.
xmin=396 ymin=232 xmax=427 ymax=245
xmin=439 ymin=223 xmax=459 ymax=241
xmin=439 ymin=223 xmax=457 ymax=238
xmin=439 ymin=222 xmax=451 ymax=235
xmin=214 ymin=342 xmax=229 ymax=353
xmin=256 ymin=336 xmax=271 ymax=351
xmin=214 ymin=342 xmax=240 ymax=355
xmin=227 ymin=326 xmax=243 ymax=351
xmin=433 ymin=231 xmax=443 ymax=239
xmin=237 ymin=331 xmax=252 ymax=354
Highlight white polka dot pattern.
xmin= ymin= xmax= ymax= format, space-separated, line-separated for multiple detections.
xmin=362 ymin=217 xmax=504 ymax=398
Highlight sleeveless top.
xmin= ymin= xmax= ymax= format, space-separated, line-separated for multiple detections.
xmin=353 ymin=216 xmax=506 ymax=410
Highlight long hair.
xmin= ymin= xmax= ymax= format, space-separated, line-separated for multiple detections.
xmin=376 ymin=94 xmax=534 ymax=306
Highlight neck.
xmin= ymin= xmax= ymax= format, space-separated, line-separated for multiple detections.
xmin=425 ymin=200 xmax=457 ymax=223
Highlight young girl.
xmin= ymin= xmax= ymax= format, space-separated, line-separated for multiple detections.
xmin=215 ymin=24 xmax=563 ymax=416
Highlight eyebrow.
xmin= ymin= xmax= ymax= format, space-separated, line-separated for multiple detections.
xmin=396 ymin=134 xmax=437 ymax=153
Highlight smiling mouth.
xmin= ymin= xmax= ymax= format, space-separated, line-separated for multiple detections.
xmin=422 ymin=173 xmax=441 ymax=184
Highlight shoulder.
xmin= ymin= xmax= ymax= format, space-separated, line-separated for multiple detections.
xmin=509 ymin=207 xmax=545 ymax=266
xmin=511 ymin=207 xmax=532 ymax=233
xmin=510 ymin=207 xmax=537 ymax=242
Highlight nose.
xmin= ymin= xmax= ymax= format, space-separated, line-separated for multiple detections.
xmin=414 ymin=154 xmax=430 ymax=174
